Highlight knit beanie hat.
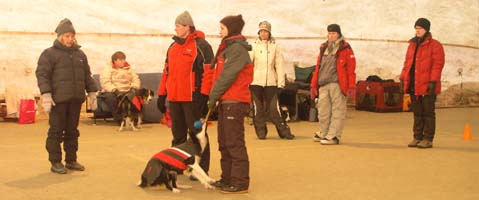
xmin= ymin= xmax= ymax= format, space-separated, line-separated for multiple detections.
xmin=55 ymin=18 xmax=75 ymax=36
xmin=175 ymin=11 xmax=195 ymax=27
xmin=414 ymin=18 xmax=430 ymax=32
xmin=258 ymin=21 xmax=272 ymax=34
xmin=327 ymin=24 xmax=341 ymax=36
xmin=220 ymin=14 xmax=245 ymax=36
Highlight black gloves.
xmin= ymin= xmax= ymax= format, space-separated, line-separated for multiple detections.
xmin=199 ymin=94 xmax=209 ymax=107
xmin=427 ymin=81 xmax=436 ymax=96
xmin=198 ymin=94 xmax=209 ymax=117
xmin=157 ymin=95 xmax=167 ymax=113
xmin=130 ymin=88 xmax=138 ymax=95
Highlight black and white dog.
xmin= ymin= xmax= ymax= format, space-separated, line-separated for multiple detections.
xmin=138 ymin=123 xmax=214 ymax=193
xmin=118 ymin=88 xmax=154 ymax=131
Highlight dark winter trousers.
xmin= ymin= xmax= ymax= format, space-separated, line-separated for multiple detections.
xmin=169 ymin=101 xmax=210 ymax=172
xmin=46 ymin=102 xmax=82 ymax=164
xmin=410 ymin=94 xmax=436 ymax=141
xmin=250 ymin=85 xmax=290 ymax=138
xmin=103 ymin=92 xmax=122 ymax=121
xmin=217 ymin=103 xmax=250 ymax=189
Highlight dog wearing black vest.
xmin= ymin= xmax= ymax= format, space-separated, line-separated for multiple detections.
xmin=138 ymin=122 xmax=214 ymax=193
xmin=117 ymin=88 xmax=154 ymax=131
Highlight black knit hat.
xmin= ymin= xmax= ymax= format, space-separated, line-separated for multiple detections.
xmin=415 ymin=18 xmax=431 ymax=32
xmin=220 ymin=14 xmax=245 ymax=36
xmin=55 ymin=18 xmax=75 ymax=36
xmin=327 ymin=24 xmax=342 ymax=36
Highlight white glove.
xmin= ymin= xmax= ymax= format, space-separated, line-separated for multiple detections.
xmin=42 ymin=93 xmax=55 ymax=113
xmin=88 ymin=92 xmax=97 ymax=110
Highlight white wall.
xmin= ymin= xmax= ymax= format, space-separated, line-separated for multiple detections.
xmin=1 ymin=0 xmax=478 ymax=94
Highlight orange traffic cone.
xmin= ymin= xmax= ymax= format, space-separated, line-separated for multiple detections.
xmin=463 ymin=123 xmax=472 ymax=141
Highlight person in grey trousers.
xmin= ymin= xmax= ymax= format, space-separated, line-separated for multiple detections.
xmin=309 ymin=24 xmax=356 ymax=145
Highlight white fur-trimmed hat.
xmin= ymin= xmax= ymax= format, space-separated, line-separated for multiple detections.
xmin=258 ymin=21 xmax=271 ymax=34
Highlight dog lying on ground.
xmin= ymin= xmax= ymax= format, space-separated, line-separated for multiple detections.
xmin=118 ymin=88 xmax=154 ymax=131
xmin=138 ymin=124 xmax=214 ymax=193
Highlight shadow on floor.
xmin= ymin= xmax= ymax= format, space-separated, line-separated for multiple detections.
xmin=345 ymin=142 xmax=479 ymax=153
xmin=344 ymin=142 xmax=406 ymax=149
xmin=5 ymin=172 xmax=87 ymax=189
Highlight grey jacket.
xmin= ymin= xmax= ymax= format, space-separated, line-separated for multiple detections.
xmin=36 ymin=40 xmax=97 ymax=103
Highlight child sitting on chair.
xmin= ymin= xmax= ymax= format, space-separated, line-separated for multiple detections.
xmin=100 ymin=51 xmax=140 ymax=122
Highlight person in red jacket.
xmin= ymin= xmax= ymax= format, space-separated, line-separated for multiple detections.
xmin=400 ymin=18 xmax=445 ymax=148
xmin=310 ymin=24 xmax=356 ymax=145
xmin=207 ymin=14 xmax=253 ymax=194
xmin=156 ymin=11 xmax=214 ymax=175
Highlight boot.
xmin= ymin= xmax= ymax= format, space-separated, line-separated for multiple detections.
xmin=277 ymin=123 xmax=294 ymax=140
xmin=255 ymin=126 xmax=267 ymax=140
xmin=417 ymin=140 xmax=433 ymax=148
xmin=407 ymin=139 xmax=421 ymax=147
xmin=51 ymin=162 xmax=67 ymax=174
xmin=220 ymin=185 xmax=248 ymax=194
xmin=66 ymin=161 xmax=85 ymax=171
xmin=212 ymin=179 xmax=230 ymax=188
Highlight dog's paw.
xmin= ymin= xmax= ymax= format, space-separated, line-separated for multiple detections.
xmin=203 ymin=183 xmax=215 ymax=190
xmin=177 ymin=184 xmax=193 ymax=189
xmin=207 ymin=178 xmax=216 ymax=184
xmin=172 ymin=188 xmax=181 ymax=193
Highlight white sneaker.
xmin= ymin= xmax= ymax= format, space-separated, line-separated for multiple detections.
xmin=319 ymin=137 xmax=340 ymax=145
xmin=313 ymin=134 xmax=323 ymax=142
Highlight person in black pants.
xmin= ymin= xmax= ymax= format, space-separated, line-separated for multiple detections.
xmin=156 ymin=11 xmax=214 ymax=176
xmin=36 ymin=18 xmax=98 ymax=174
xmin=100 ymin=51 xmax=140 ymax=122
xmin=249 ymin=20 xmax=294 ymax=140
xmin=400 ymin=18 xmax=445 ymax=148
xmin=208 ymin=14 xmax=253 ymax=194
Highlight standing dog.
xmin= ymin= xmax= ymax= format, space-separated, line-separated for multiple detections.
xmin=118 ymin=88 xmax=154 ymax=131
xmin=138 ymin=125 xmax=214 ymax=193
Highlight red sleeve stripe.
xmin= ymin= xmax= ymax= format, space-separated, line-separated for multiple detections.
xmin=154 ymin=152 xmax=187 ymax=170
xmin=168 ymin=147 xmax=191 ymax=158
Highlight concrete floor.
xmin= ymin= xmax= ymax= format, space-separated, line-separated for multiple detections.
xmin=1 ymin=107 xmax=478 ymax=200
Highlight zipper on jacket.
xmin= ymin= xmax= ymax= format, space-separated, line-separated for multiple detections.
xmin=70 ymin=53 xmax=77 ymax=91
xmin=265 ymin=41 xmax=269 ymax=86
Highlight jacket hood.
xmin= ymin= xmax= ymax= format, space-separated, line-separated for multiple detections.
xmin=225 ymin=35 xmax=252 ymax=51
xmin=320 ymin=37 xmax=348 ymax=52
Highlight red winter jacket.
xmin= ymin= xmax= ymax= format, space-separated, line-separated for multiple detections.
xmin=400 ymin=33 xmax=445 ymax=95
xmin=207 ymin=35 xmax=253 ymax=104
xmin=157 ymin=30 xmax=213 ymax=101
xmin=310 ymin=40 xmax=356 ymax=96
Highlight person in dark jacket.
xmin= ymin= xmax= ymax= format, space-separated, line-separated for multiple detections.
xmin=36 ymin=18 xmax=98 ymax=174
xmin=156 ymin=11 xmax=214 ymax=176
xmin=207 ymin=14 xmax=253 ymax=194
xmin=400 ymin=18 xmax=445 ymax=148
